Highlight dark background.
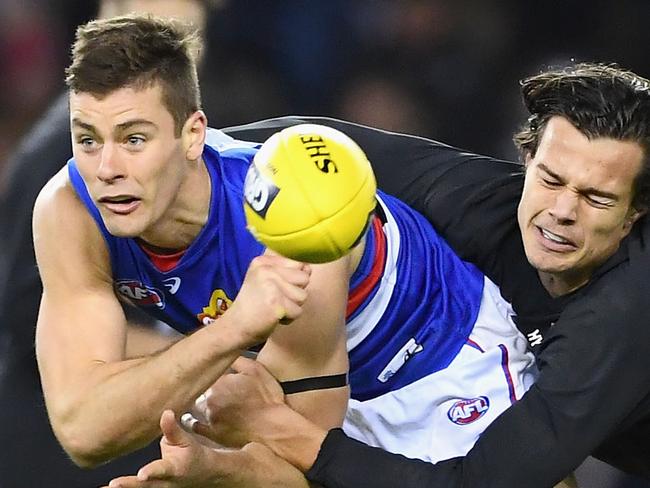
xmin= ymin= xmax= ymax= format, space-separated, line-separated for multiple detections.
xmin=1 ymin=0 xmax=649 ymax=180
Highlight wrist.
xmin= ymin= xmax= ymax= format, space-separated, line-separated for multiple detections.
xmin=212 ymin=315 xmax=259 ymax=353
xmin=258 ymin=405 xmax=327 ymax=472
xmin=218 ymin=307 xmax=269 ymax=350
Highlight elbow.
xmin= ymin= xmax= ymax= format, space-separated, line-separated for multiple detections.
xmin=68 ymin=450 xmax=106 ymax=470
xmin=51 ymin=416 xmax=117 ymax=468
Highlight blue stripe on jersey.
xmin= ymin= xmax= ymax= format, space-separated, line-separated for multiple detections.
xmin=347 ymin=192 xmax=484 ymax=402
xmin=67 ymin=142 xmax=265 ymax=333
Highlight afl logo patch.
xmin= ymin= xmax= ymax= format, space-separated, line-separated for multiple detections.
xmin=244 ymin=163 xmax=279 ymax=218
xmin=447 ymin=396 xmax=490 ymax=425
xmin=115 ymin=280 xmax=165 ymax=309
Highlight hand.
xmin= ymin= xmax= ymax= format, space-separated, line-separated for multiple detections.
xmin=105 ymin=410 xmax=222 ymax=488
xmin=190 ymin=357 xmax=287 ymax=447
xmin=227 ymin=254 xmax=311 ymax=345
xmin=104 ymin=410 xmax=309 ymax=488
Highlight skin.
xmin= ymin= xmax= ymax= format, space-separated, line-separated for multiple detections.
xmin=70 ymin=85 xmax=210 ymax=247
xmin=105 ymin=410 xmax=309 ymax=488
xmin=34 ymin=84 xmax=356 ymax=469
xmin=518 ymin=116 xmax=645 ymax=296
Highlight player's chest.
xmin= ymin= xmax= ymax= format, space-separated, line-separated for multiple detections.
xmin=112 ymin=234 xmax=263 ymax=333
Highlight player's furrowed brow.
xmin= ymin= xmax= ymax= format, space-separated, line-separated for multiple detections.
xmin=581 ymin=186 xmax=619 ymax=201
xmin=539 ymin=162 xmax=618 ymax=201
xmin=537 ymin=163 xmax=563 ymax=182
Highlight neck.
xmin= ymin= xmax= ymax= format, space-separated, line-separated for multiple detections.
xmin=140 ymin=157 xmax=211 ymax=251
xmin=537 ymin=270 xmax=589 ymax=298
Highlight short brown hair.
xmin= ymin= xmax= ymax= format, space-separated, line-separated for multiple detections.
xmin=513 ymin=63 xmax=650 ymax=210
xmin=66 ymin=14 xmax=202 ymax=136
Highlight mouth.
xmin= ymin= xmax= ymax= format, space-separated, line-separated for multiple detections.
xmin=98 ymin=195 xmax=142 ymax=215
xmin=535 ymin=226 xmax=577 ymax=251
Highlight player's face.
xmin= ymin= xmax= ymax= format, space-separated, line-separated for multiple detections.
xmin=70 ymin=84 xmax=198 ymax=239
xmin=517 ymin=116 xmax=645 ymax=296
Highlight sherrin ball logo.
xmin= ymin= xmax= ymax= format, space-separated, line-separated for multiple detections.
xmin=243 ymin=124 xmax=377 ymax=263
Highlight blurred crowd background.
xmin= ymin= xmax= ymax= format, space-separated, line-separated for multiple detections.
xmin=1 ymin=0 xmax=650 ymax=486
xmin=2 ymin=0 xmax=650 ymax=181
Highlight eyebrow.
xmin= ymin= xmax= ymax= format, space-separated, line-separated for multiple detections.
xmin=70 ymin=118 xmax=157 ymax=134
xmin=538 ymin=162 xmax=619 ymax=201
xmin=71 ymin=118 xmax=97 ymax=132
xmin=115 ymin=119 xmax=157 ymax=131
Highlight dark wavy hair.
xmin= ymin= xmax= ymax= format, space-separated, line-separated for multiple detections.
xmin=65 ymin=14 xmax=202 ymax=136
xmin=513 ymin=63 xmax=650 ymax=211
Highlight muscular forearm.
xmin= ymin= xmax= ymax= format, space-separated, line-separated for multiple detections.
xmin=50 ymin=320 xmax=250 ymax=467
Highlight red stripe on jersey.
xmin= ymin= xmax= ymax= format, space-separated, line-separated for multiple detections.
xmin=139 ymin=245 xmax=187 ymax=272
xmin=346 ymin=216 xmax=386 ymax=320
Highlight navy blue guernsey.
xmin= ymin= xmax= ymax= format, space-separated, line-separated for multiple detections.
xmin=67 ymin=129 xmax=484 ymax=401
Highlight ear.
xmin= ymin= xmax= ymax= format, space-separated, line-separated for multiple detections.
xmin=622 ymin=206 xmax=646 ymax=234
xmin=182 ymin=110 xmax=207 ymax=161
xmin=524 ymin=152 xmax=533 ymax=169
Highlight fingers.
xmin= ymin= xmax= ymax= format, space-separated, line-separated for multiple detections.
xmin=230 ymin=356 xmax=277 ymax=385
xmin=159 ymin=410 xmax=190 ymax=447
xmin=107 ymin=470 xmax=169 ymax=487
xmin=192 ymin=391 xmax=211 ymax=423
xmin=251 ymin=254 xmax=312 ymax=289
xmin=188 ymin=418 xmax=216 ymax=441
xmin=106 ymin=475 xmax=143 ymax=487
xmin=248 ymin=256 xmax=312 ymax=322
xmin=136 ymin=459 xmax=176 ymax=482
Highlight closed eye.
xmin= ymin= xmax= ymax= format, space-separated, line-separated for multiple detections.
xmin=584 ymin=194 xmax=614 ymax=208
xmin=541 ymin=177 xmax=562 ymax=188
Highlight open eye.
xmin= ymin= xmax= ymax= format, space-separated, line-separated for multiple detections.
xmin=76 ymin=135 xmax=99 ymax=152
xmin=126 ymin=135 xmax=146 ymax=146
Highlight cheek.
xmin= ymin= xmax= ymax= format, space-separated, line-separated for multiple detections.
xmin=153 ymin=160 xmax=185 ymax=201
xmin=518 ymin=185 xmax=540 ymax=221
xmin=584 ymin=214 xmax=626 ymax=247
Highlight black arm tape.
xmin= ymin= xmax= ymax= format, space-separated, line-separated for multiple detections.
xmin=280 ymin=373 xmax=348 ymax=395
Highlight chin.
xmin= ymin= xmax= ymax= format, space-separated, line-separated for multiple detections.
xmin=102 ymin=216 xmax=147 ymax=238
xmin=527 ymin=253 xmax=574 ymax=275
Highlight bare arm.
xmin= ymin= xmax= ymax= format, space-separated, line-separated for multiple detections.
xmin=255 ymin=250 xmax=353 ymax=431
xmin=34 ymin=171 xmax=309 ymax=467
xmin=124 ymin=310 xmax=183 ymax=359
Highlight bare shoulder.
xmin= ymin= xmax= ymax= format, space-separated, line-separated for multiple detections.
xmin=33 ymin=166 xmax=110 ymax=283
xmin=33 ymin=166 xmax=86 ymax=226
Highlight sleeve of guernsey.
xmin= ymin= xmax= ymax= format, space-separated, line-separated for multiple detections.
xmin=307 ymin=255 xmax=650 ymax=488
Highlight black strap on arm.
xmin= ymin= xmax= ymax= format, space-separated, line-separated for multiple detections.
xmin=280 ymin=373 xmax=348 ymax=395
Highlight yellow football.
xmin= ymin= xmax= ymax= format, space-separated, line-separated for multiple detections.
xmin=243 ymin=124 xmax=377 ymax=263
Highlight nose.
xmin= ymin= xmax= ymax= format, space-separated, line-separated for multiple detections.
xmin=96 ymin=142 xmax=125 ymax=183
xmin=548 ymin=189 xmax=578 ymax=224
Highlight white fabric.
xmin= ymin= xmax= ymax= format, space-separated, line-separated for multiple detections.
xmin=343 ymin=278 xmax=537 ymax=463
